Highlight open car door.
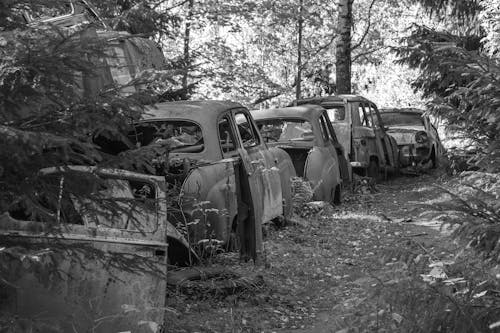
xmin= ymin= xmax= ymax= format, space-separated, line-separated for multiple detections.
xmin=236 ymin=148 xmax=265 ymax=263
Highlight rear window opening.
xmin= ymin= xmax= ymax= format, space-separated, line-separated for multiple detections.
xmin=256 ymin=119 xmax=313 ymax=142
xmin=379 ymin=113 xmax=424 ymax=127
xmin=130 ymin=120 xmax=204 ymax=153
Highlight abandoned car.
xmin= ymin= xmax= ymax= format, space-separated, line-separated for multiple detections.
xmin=0 ymin=166 xmax=191 ymax=332
xmin=379 ymin=108 xmax=444 ymax=168
xmin=130 ymin=100 xmax=296 ymax=258
xmin=15 ymin=0 xmax=167 ymax=99
xmin=295 ymin=95 xmax=400 ymax=180
xmin=251 ymin=104 xmax=349 ymax=204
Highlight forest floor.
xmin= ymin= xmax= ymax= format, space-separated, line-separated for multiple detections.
xmin=165 ymin=169 xmax=473 ymax=333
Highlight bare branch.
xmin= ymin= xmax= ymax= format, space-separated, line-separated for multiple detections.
xmin=351 ymin=0 xmax=377 ymax=51
xmin=352 ymin=46 xmax=386 ymax=62
xmin=152 ymin=0 xmax=190 ymax=11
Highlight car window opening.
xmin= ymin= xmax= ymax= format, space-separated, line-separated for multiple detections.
xmin=378 ymin=113 xmax=425 ymax=127
xmin=235 ymin=112 xmax=260 ymax=148
xmin=218 ymin=116 xmax=237 ymax=153
xmin=130 ymin=120 xmax=204 ymax=153
xmin=326 ymin=106 xmax=346 ymax=122
xmin=256 ymin=119 xmax=313 ymax=143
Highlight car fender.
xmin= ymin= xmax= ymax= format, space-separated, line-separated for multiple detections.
xmin=267 ymin=147 xmax=297 ymax=219
xmin=179 ymin=161 xmax=237 ymax=244
xmin=304 ymin=147 xmax=341 ymax=202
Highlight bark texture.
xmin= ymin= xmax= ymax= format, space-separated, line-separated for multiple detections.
xmin=336 ymin=0 xmax=353 ymax=94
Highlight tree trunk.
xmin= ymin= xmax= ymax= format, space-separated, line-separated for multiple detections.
xmin=296 ymin=0 xmax=304 ymax=100
xmin=182 ymin=0 xmax=194 ymax=96
xmin=335 ymin=0 xmax=353 ymax=94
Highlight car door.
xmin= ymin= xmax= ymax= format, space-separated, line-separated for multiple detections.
xmin=180 ymin=114 xmax=238 ymax=246
xmin=352 ymin=102 xmax=375 ymax=166
xmin=0 ymin=171 xmax=170 ymax=333
xmin=425 ymin=116 xmax=444 ymax=157
xmin=369 ymin=103 xmax=398 ymax=168
xmin=323 ymin=111 xmax=351 ymax=183
xmin=324 ymin=102 xmax=351 ymax=162
xmin=304 ymin=114 xmax=341 ymax=202
xmin=232 ymin=109 xmax=283 ymax=223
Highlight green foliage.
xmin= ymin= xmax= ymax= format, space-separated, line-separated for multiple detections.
xmin=395 ymin=22 xmax=500 ymax=169
xmin=416 ymin=0 xmax=481 ymax=20
xmin=377 ymin=253 xmax=500 ymax=333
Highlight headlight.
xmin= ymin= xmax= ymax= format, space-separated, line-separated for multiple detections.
xmin=415 ymin=131 xmax=428 ymax=144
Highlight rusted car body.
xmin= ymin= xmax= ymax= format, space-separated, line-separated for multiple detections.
xmin=16 ymin=0 xmax=166 ymax=99
xmin=295 ymin=95 xmax=399 ymax=179
xmin=379 ymin=108 xmax=444 ymax=168
xmin=0 ymin=166 xmax=192 ymax=332
xmin=251 ymin=105 xmax=349 ymax=204
xmin=131 ymin=101 xmax=296 ymax=257
xmin=22 ymin=0 xmax=107 ymax=29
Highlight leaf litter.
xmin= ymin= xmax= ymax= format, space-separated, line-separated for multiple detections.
xmin=165 ymin=171 xmax=470 ymax=332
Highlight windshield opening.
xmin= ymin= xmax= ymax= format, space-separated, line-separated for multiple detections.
xmin=256 ymin=119 xmax=313 ymax=142
xmin=130 ymin=120 xmax=204 ymax=153
xmin=378 ymin=113 xmax=424 ymax=127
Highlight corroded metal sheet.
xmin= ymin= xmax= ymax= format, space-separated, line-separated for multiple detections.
xmin=0 ymin=169 xmax=177 ymax=332
xmin=241 ymin=148 xmax=282 ymax=225
xmin=332 ymin=122 xmax=351 ymax=160
xmin=179 ymin=160 xmax=238 ymax=243
xmin=267 ymin=147 xmax=297 ymax=219
xmin=304 ymin=146 xmax=341 ymax=202
xmin=0 ymin=220 xmax=167 ymax=333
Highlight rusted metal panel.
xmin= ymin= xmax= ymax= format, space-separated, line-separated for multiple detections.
xmin=332 ymin=122 xmax=351 ymax=161
xmin=304 ymin=146 xmax=340 ymax=202
xmin=0 ymin=168 xmax=194 ymax=332
xmin=247 ymin=149 xmax=283 ymax=223
xmin=267 ymin=147 xmax=297 ymax=219
xmin=179 ymin=160 xmax=238 ymax=244
xmin=0 ymin=229 xmax=166 ymax=333
xmin=236 ymin=149 xmax=264 ymax=263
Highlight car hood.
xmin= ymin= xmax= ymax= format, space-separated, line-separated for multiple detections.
xmin=386 ymin=126 xmax=425 ymax=145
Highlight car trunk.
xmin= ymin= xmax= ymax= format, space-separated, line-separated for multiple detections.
xmin=279 ymin=147 xmax=310 ymax=176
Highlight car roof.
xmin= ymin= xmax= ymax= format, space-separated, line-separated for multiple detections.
xmin=379 ymin=108 xmax=424 ymax=114
xmin=250 ymin=104 xmax=326 ymax=121
xmin=293 ymin=94 xmax=373 ymax=106
xmin=142 ymin=100 xmax=245 ymax=121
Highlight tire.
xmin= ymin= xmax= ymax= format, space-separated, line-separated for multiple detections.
xmin=332 ymin=185 xmax=342 ymax=205
xmin=367 ymin=159 xmax=380 ymax=180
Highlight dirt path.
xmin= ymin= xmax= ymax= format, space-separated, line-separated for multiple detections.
xmin=166 ymin=171 xmax=461 ymax=333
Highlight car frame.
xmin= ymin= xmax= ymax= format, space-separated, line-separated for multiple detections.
xmin=251 ymin=104 xmax=349 ymax=204
xmin=294 ymin=95 xmax=399 ymax=180
xmin=132 ymin=100 xmax=296 ymax=260
xmin=379 ymin=108 xmax=444 ymax=168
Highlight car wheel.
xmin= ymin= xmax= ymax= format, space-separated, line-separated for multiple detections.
xmin=367 ymin=159 xmax=380 ymax=180
xmin=332 ymin=185 xmax=342 ymax=205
